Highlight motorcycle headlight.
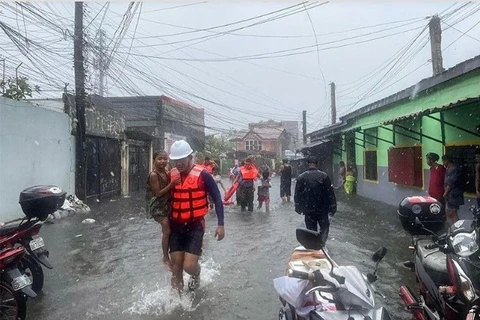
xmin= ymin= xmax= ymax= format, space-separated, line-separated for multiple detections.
xmin=451 ymin=231 xmax=479 ymax=257
xmin=459 ymin=274 xmax=476 ymax=302
xmin=453 ymin=260 xmax=477 ymax=302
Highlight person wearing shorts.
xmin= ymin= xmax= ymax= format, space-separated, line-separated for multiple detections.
xmin=257 ymin=170 xmax=271 ymax=212
xmin=168 ymin=140 xmax=225 ymax=292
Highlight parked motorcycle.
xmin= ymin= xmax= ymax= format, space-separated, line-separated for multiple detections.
xmin=0 ymin=245 xmax=37 ymax=320
xmin=0 ymin=219 xmax=51 ymax=293
xmin=274 ymin=228 xmax=391 ymax=320
xmin=0 ymin=185 xmax=66 ymax=294
xmin=399 ymin=206 xmax=480 ymax=320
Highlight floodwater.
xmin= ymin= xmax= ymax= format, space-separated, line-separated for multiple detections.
xmin=27 ymin=177 xmax=417 ymax=320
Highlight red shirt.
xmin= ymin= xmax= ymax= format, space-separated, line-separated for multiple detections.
xmin=429 ymin=165 xmax=446 ymax=201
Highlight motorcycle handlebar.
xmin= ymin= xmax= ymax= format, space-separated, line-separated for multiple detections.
xmin=287 ymin=269 xmax=314 ymax=281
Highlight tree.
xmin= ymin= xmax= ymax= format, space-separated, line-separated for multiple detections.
xmin=204 ymin=134 xmax=235 ymax=161
xmin=1 ymin=76 xmax=40 ymax=100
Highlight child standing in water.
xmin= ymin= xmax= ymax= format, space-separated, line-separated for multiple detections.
xmin=146 ymin=151 xmax=180 ymax=270
xmin=257 ymin=170 xmax=272 ymax=212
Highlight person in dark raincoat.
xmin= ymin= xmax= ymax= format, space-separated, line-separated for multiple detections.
xmin=294 ymin=156 xmax=337 ymax=246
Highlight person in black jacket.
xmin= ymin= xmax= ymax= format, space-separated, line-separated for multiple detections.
xmin=294 ymin=156 xmax=337 ymax=246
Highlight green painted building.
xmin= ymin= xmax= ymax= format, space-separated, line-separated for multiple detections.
xmin=305 ymin=55 xmax=480 ymax=214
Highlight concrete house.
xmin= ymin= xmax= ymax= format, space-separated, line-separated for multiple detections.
xmin=230 ymin=123 xmax=289 ymax=161
xmin=305 ymin=55 xmax=480 ymax=215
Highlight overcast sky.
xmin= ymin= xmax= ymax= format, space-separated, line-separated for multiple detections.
xmin=1 ymin=1 xmax=479 ymax=134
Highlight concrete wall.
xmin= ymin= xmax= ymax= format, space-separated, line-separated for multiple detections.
xmin=355 ymin=166 xmax=477 ymax=217
xmin=0 ymin=97 xmax=75 ymax=222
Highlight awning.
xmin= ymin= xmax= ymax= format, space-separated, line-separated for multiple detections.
xmin=297 ymin=139 xmax=331 ymax=153
xmin=382 ymin=96 xmax=479 ymax=125
xmin=301 ymin=139 xmax=331 ymax=149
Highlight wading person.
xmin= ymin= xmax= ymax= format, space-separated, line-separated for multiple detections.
xmin=257 ymin=170 xmax=272 ymax=213
xmin=344 ymin=163 xmax=357 ymax=195
xmin=279 ymin=159 xmax=292 ymax=202
xmin=294 ymin=156 xmax=337 ymax=246
xmin=146 ymin=151 xmax=180 ymax=270
xmin=168 ymin=140 xmax=225 ymax=292
xmin=338 ymin=161 xmax=346 ymax=187
xmin=426 ymin=152 xmax=446 ymax=203
xmin=442 ymin=154 xmax=464 ymax=226
xmin=232 ymin=161 xmax=244 ymax=206
xmin=233 ymin=158 xmax=259 ymax=212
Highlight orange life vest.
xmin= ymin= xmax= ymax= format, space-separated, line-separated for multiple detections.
xmin=240 ymin=165 xmax=258 ymax=180
xmin=170 ymin=165 xmax=209 ymax=221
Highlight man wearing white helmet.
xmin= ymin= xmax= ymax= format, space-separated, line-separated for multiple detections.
xmin=168 ymin=140 xmax=225 ymax=292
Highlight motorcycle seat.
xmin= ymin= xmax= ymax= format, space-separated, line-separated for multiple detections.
xmin=416 ymin=239 xmax=449 ymax=286
xmin=288 ymin=248 xmax=334 ymax=273
xmin=0 ymin=221 xmax=23 ymax=236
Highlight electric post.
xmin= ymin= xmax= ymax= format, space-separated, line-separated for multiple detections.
xmin=74 ymin=2 xmax=87 ymax=200
xmin=429 ymin=15 xmax=444 ymax=76
xmin=330 ymin=82 xmax=336 ymax=125
xmin=302 ymin=110 xmax=307 ymax=145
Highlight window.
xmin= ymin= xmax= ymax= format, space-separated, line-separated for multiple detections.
xmin=444 ymin=144 xmax=480 ymax=194
xmin=245 ymin=140 xmax=262 ymax=151
xmin=388 ymin=146 xmax=423 ymax=188
xmin=364 ymin=150 xmax=378 ymax=181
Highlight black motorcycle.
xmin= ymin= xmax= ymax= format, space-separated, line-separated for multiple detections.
xmin=400 ymin=206 xmax=480 ymax=320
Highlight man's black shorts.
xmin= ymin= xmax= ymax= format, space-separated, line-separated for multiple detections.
xmin=280 ymin=182 xmax=291 ymax=197
xmin=169 ymin=218 xmax=205 ymax=256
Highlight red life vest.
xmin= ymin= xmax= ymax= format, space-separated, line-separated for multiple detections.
xmin=240 ymin=165 xmax=258 ymax=180
xmin=170 ymin=165 xmax=209 ymax=221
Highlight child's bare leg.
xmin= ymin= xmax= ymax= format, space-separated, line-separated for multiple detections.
xmin=257 ymin=200 xmax=263 ymax=209
xmin=266 ymin=199 xmax=270 ymax=212
xmin=159 ymin=217 xmax=172 ymax=270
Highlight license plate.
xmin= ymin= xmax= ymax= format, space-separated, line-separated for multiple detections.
xmin=12 ymin=274 xmax=32 ymax=291
xmin=29 ymin=237 xmax=44 ymax=251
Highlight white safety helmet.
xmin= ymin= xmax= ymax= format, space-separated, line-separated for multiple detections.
xmin=169 ymin=140 xmax=194 ymax=160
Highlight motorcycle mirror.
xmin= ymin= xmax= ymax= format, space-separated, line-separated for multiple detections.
xmin=296 ymin=228 xmax=323 ymax=250
xmin=372 ymin=247 xmax=387 ymax=263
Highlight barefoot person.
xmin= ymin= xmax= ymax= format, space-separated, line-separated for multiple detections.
xmin=146 ymin=151 xmax=180 ymax=270
xmin=168 ymin=140 xmax=225 ymax=292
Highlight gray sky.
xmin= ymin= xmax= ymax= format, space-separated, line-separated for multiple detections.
xmin=1 ymin=1 xmax=479 ymax=134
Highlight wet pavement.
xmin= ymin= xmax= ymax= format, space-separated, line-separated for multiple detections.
xmin=27 ymin=177 xmax=418 ymax=320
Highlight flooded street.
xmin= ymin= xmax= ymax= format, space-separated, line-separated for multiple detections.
xmin=28 ymin=177 xmax=416 ymax=320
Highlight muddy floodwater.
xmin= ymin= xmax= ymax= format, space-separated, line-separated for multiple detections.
xmin=28 ymin=177 xmax=417 ymax=320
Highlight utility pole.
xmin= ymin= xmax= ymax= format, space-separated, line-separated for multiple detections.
xmin=302 ymin=110 xmax=307 ymax=145
xmin=429 ymin=15 xmax=444 ymax=76
xmin=74 ymin=2 xmax=87 ymax=201
xmin=330 ymin=82 xmax=336 ymax=125
xmin=96 ymin=29 xmax=107 ymax=96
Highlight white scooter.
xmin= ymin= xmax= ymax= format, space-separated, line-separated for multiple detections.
xmin=274 ymin=228 xmax=391 ymax=320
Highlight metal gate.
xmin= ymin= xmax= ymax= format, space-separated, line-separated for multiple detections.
xmin=128 ymin=143 xmax=150 ymax=193
xmin=86 ymin=136 xmax=121 ymax=199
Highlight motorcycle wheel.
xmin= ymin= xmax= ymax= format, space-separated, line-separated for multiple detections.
xmin=19 ymin=255 xmax=44 ymax=293
xmin=0 ymin=281 xmax=27 ymax=320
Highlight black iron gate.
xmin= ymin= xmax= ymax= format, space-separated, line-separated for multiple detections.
xmin=86 ymin=136 xmax=121 ymax=199
xmin=128 ymin=142 xmax=150 ymax=193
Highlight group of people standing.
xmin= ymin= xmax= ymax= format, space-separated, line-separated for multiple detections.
xmin=145 ymin=142 xmax=341 ymax=292
xmin=426 ymin=151 xmax=480 ymax=226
